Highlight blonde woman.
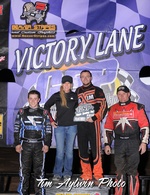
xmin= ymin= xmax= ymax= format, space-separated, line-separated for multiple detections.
xmin=44 ymin=75 xmax=78 ymax=181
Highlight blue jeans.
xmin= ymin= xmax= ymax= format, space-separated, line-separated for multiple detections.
xmin=53 ymin=125 xmax=77 ymax=177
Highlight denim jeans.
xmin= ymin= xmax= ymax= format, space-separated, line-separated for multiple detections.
xmin=53 ymin=125 xmax=77 ymax=177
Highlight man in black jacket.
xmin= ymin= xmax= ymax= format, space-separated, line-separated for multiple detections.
xmin=75 ymin=70 xmax=107 ymax=181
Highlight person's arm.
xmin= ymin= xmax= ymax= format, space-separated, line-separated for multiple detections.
xmin=42 ymin=109 xmax=52 ymax=153
xmin=139 ymin=126 xmax=149 ymax=155
xmin=137 ymin=104 xmax=149 ymax=154
xmin=140 ymin=126 xmax=149 ymax=145
xmin=103 ymin=107 xmax=114 ymax=155
xmin=14 ymin=108 xmax=23 ymax=153
xmin=44 ymin=94 xmax=56 ymax=124
xmin=91 ymin=87 xmax=108 ymax=122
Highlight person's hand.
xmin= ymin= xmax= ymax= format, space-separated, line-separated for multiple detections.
xmin=139 ymin=142 xmax=147 ymax=155
xmin=86 ymin=117 xmax=93 ymax=123
xmin=42 ymin=145 xmax=49 ymax=153
xmin=15 ymin=145 xmax=22 ymax=153
xmin=104 ymin=145 xmax=111 ymax=155
xmin=51 ymin=121 xmax=58 ymax=128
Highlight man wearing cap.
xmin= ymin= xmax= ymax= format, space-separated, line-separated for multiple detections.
xmin=44 ymin=75 xmax=78 ymax=181
xmin=104 ymin=85 xmax=149 ymax=195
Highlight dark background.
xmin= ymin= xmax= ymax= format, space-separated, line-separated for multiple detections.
xmin=0 ymin=0 xmax=10 ymax=147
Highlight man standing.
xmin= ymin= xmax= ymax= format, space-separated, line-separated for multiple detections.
xmin=75 ymin=70 xmax=107 ymax=181
xmin=14 ymin=90 xmax=52 ymax=195
xmin=104 ymin=85 xmax=149 ymax=195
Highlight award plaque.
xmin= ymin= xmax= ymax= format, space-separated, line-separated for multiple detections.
xmin=74 ymin=103 xmax=94 ymax=122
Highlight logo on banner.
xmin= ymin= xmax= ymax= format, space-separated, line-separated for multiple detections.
xmin=11 ymin=2 xmax=56 ymax=39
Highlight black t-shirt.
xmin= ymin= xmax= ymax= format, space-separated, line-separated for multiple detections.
xmin=44 ymin=91 xmax=78 ymax=126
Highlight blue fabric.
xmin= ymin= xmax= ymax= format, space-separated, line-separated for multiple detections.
xmin=53 ymin=125 xmax=77 ymax=177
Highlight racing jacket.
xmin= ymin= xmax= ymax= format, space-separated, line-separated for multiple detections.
xmin=104 ymin=100 xmax=149 ymax=146
xmin=14 ymin=106 xmax=52 ymax=146
xmin=75 ymin=83 xmax=107 ymax=121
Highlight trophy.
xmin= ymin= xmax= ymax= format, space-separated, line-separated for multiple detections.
xmin=73 ymin=103 xmax=94 ymax=122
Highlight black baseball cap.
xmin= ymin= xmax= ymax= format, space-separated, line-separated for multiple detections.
xmin=62 ymin=75 xmax=73 ymax=84
xmin=117 ymin=85 xmax=130 ymax=93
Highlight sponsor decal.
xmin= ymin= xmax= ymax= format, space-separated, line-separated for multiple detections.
xmin=11 ymin=2 xmax=56 ymax=39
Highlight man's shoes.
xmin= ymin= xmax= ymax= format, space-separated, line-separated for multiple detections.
xmin=52 ymin=175 xmax=61 ymax=182
xmin=63 ymin=175 xmax=71 ymax=181
xmin=80 ymin=174 xmax=92 ymax=181
xmin=94 ymin=175 xmax=103 ymax=181
xmin=93 ymin=175 xmax=103 ymax=186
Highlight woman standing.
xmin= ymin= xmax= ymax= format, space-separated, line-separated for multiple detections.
xmin=44 ymin=75 xmax=78 ymax=181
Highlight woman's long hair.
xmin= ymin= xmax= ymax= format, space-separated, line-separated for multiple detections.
xmin=60 ymin=85 xmax=68 ymax=107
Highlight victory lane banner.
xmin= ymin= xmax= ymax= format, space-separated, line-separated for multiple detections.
xmin=6 ymin=0 xmax=150 ymax=148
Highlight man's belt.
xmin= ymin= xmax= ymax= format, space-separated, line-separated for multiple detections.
xmin=119 ymin=136 xmax=129 ymax=140
xmin=21 ymin=138 xmax=43 ymax=143
xmin=115 ymin=134 xmax=136 ymax=140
